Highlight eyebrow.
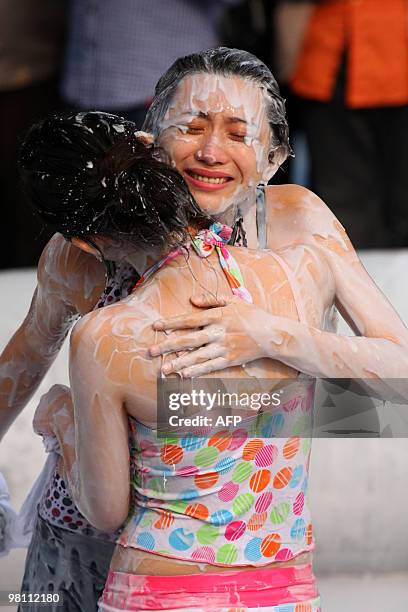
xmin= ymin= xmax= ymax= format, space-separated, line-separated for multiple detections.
xmin=226 ymin=117 xmax=247 ymax=125
xmin=183 ymin=111 xmax=249 ymax=125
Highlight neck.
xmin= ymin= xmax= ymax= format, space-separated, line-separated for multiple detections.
xmin=118 ymin=199 xmax=260 ymax=273
xmin=122 ymin=250 xmax=159 ymax=274
xmin=240 ymin=205 xmax=258 ymax=249
xmin=213 ymin=190 xmax=258 ymax=248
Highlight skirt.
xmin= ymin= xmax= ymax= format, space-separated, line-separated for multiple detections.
xmin=18 ymin=513 xmax=115 ymax=611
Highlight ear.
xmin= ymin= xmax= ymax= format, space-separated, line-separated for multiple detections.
xmin=263 ymin=146 xmax=289 ymax=182
xmin=71 ymin=237 xmax=102 ymax=259
xmin=269 ymin=145 xmax=288 ymax=168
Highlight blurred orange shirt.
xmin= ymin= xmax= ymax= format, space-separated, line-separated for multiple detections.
xmin=290 ymin=0 xmax=408 ymax=108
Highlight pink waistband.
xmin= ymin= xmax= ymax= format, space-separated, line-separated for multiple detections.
xmin=100 ymin=564 xmax=319 ymax=610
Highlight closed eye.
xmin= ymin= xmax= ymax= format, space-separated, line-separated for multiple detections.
xmin=186 ymin=126 xmax=205 ymax=135
xmin=229 ymin=133 xmax=246 ymax=142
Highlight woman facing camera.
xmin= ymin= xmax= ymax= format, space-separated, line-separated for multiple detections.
xmin=142 ymin=48 xmax=408 ymax=385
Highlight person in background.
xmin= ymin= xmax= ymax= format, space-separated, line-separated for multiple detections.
xmin=289 ymin=0 xmax=408 ymax=249
xmin=0 ymin=0 xmax=66 ymax=268
xmin=62 ymin=0 xmax=241 ymax=127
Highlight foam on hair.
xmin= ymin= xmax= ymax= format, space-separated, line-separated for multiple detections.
xmin=19 ymin=111 xmax=208 ymax=250
xmin=143 ymin=47 xmax=292 ymax=162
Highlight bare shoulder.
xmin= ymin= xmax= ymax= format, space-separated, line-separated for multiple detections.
xmin=69 ymin=298 xmax=159 ymax=399
xmin=70 ymin=301 xmax=133 ymax=347
xmin=265 ymin=184 xmax=333 ymax=221
xmin=69 ymin=298 xmax=156 ymax=363
xmin=265 ymin=184 xmax=357 ymax=261
xmin=37 ymin=233 xmax=106 ymax=315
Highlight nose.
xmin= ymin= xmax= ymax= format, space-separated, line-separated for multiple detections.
xmin=195 ymin=133 xmax=229 ymax=165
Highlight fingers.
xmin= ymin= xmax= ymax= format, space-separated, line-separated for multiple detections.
xmin=33 ymin=385 xmax=72 ymax=435
xmin=190 ymin=293 xmax=231 ymax=309
xmin=45 ymin=384 xmax=71 ymax=401
xmin=33 ymin=406 xmax=53 ymax=436
xmin=153 ymin=308 xmax=223 ymax=332
xmin=35 ymin=385 xmax=67 ymax=416
xmin=181 ymin=357 xmax=229 ymax=378
xmin=150 ymin=330 xmax=213 ymax=356
xmin=161 ymin=345 xmax=226 ymax=375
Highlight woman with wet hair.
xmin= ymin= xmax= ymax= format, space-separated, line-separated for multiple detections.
xmin=144 ymin=46 xmax=290 ymax=248
xmin=19 ymin=112 xmax=202 ymax=252
xmin=7 ymin=109 xmax=208 ymax=610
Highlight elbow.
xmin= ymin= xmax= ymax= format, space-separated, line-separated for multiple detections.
xmin=90 ymin=509 xmax=129 ymax=534
xmin=76 ymin=491 xmax=129 ymax=533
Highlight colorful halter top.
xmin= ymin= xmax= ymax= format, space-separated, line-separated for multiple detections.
xmin=118 ymin=225 xmax=315 ymax=566
xmin=136 ymin=222 xmax=252 ymax=303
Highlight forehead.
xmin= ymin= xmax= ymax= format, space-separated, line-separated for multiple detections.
xmin=168 ymin=74 xmax=268 ymax=123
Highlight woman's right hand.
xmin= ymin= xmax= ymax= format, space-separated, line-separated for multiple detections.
xmin=33 ymin=384 xmax=72 ymax=438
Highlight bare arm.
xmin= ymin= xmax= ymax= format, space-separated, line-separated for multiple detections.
xmin=33 ymin=315 xmax=130 ymax=533
xmin=66 ymin=318 xmax=129 ymax=532
xmin=150 ymin=296 xmax=408 ymax=385
xmin=0 ymin=234 xmax=105 ymax=440
xmin=260 ymin=187 xmax=408 ymax=380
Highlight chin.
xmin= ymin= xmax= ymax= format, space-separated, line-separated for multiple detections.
xmin=193 ymin=193 xmax=236 ymax=218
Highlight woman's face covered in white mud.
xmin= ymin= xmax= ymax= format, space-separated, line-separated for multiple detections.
xmin=157 ymin=74 xmax=277 ymax=220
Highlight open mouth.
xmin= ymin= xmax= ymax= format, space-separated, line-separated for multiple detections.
xmin=184 ymin=168 xmax=234 ymax=190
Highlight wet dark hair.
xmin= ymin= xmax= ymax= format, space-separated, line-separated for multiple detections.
xmin=18 ymin=111 xmax=209 ymax=252
xmin=143 ymin=47 xmax=291 ymax=162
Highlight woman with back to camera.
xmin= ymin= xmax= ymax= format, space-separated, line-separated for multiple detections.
xmin=1 ymin=47 xmax=408 ymax=609
xmin=11 ymin=110 xmax=211 ymax=610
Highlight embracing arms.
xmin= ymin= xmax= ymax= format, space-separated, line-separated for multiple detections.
xmin=149 ymin=188 xmax=408 ymax=397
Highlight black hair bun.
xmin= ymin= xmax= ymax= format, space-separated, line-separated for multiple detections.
xmin=18 ymin=110 xmax=209 ymax=250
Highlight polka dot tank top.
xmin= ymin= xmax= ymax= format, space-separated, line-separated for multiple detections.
xmin=118 ymin=379 xmax=315 ymax=566
xmin=117 ymin=230 xmax=315 ymax=566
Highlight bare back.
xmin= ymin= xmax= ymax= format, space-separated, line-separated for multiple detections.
xmin=71 ymin=243 xmax=334 ymax=427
